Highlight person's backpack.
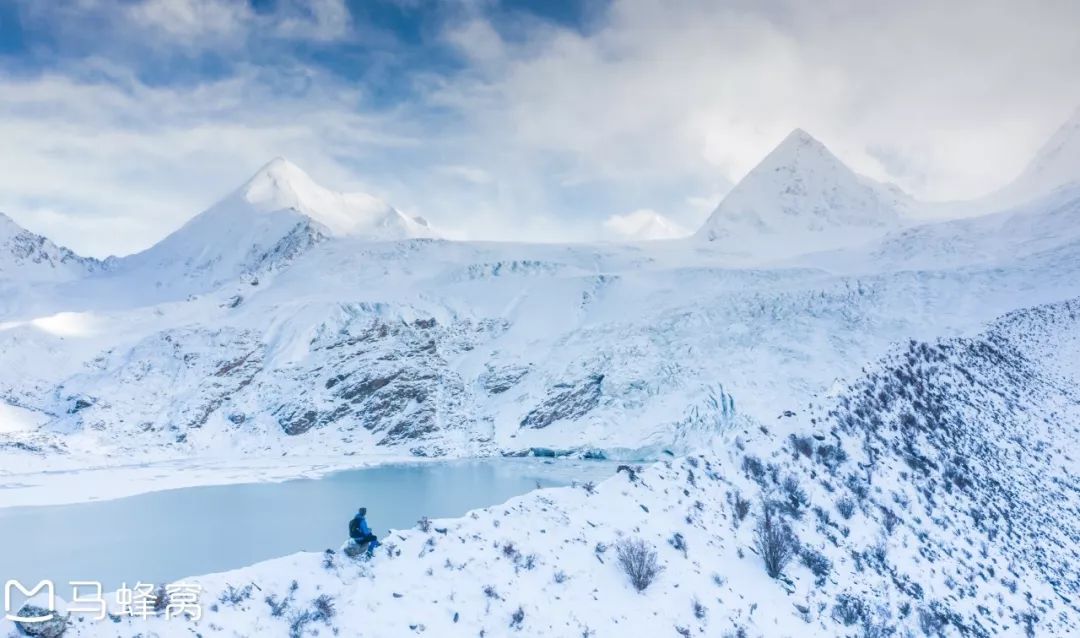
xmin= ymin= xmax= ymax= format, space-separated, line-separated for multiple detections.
xmin=349 ymin=515 xmax=363 ymax=539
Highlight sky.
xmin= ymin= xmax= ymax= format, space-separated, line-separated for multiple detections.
xmin=0 ymin=0 xmax=1079 ymax=257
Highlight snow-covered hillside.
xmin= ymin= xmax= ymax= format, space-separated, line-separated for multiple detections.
xmin=695 ymin=129 xmax=915 ymax=258
xmin=44 ymin=295 xmax=1079 ymax=637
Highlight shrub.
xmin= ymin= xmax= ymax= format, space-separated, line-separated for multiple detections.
xmin=732 ymin=492 xmax=751 ymax=524
xmin=836 ymin=496 xmax=856 ymax=519
xmin=815 ymin=443 xmax=848 ymax=472
xmin=510 ymin=606 xmax=525 ymax=630
xmin=693 ymin=599 xmax=707 ymax=620
xmin=669 ymin=532 xmax=688 ymax=558
xmin=742 ymin=455 xmax=766 ymax=483
xmin=790 ymin=434 xmax=814 ymax=458
xmin=754 ymin=505 xmax=797 ymax=579
xmin=881 ymin=508 xmax=900 ymax=535
xmin=582 ymin=481 xmax=597 ymax=495
xmin=616 ymin=537 xmax=664 ymax=592
xmin=219 ymin=584 xmax=253 ymax=606
xmin=800 ymin=547 xmax=832 ymax=586
xmin=418 ymin=516 xmax=432 ymax=533
xmin=311 ymin=595 xmax=335 ymax=622
xmin=780 ymin=476 xmax=810 ymax=519
xmin=266 ymin=595 xmax=289 ymax=617
xmin=553 ymin=570 xmax=568 ymax=584
xmin=831 ymin=593 xmax=866 ymax=626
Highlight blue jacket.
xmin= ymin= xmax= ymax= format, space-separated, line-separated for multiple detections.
xmin=358 ymin=517 xmax=371 ymax=536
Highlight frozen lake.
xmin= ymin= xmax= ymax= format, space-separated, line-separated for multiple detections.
xmin=0 ymin=458 xmax=616 ymax=591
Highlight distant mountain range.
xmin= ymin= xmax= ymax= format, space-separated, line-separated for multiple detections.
xmin=0 ymin=108 xmax=1078 ymax=472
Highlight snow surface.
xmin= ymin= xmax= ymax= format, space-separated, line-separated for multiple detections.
xmin=991 ymin=106 xmax=1080 ymax=207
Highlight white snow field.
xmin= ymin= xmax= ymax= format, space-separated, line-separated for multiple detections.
xmin=2 ymin=109 xmax=1080 ymax=636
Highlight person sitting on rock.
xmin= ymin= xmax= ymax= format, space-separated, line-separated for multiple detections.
xmin=349 ymin=507 xmax=380 ymax=556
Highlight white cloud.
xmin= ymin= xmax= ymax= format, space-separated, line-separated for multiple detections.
xmin=436 ymin=164 xmax=494 ymax=185
xmin=0 ymin=68 xmax=417 ymax=257
xmin=127 ymin=0 xmax=252 ymax=41
xmin=603 ymin=209 xmax=689 ymax=241
xmin=436 ymin=0 xmax=1080 ymax=201
xmin=19 ymin=0 xmax=352 ymax=55
xmin=2 ymin=0 xmax=1080 ymax=256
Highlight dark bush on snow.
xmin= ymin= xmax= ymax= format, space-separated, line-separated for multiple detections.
xmin=790 ymin=434 xmax=814 ymax=458
xmin=800 ymin=547 xmax=832 ymax=586
xmin=816 ymin=444 xmax=848 ymax=471
xmin=754 ymin=505 xmax=797 ymax=579
xmin=831 ymin=593 xmax=867 ymax=626
xmin=741 ymin=455 xmax=766 ymax=483
xmin=669 ymin=532 xmax=688 ymax=557
xmin=616 ymin=537 xmax=664 ymax=592
xmin=836 ymin=496 xmax=856 ymax=519
xmin=732 ymin=492 xmax=751 ymax=524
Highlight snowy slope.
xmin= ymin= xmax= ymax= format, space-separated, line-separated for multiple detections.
xmin=800 ymin=182 xmax=1080 ymax=273
xmin=992 ymin=106 xmax=1080 ymax=206
xmin=47 ymin=296 xmax=1080 ymax=637
xmin=0 ymin=212 xmax=101 ymax=281
xmin=695 ymin=129 xmax=915 ymax=259
xmin=114 ymin=158 xmax=437 ymax=292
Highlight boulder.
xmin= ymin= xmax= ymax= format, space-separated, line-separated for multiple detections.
xmin=12 ymin=593 xmax=69 ymax=638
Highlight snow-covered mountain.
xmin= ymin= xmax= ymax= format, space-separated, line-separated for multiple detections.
xmin=2 ymin=128 xmax=1080 ymax=474
xmin=603 ymin=210 xmax=689 ymax=240
xmin=992 ymin=107 xmax=1080 ymax=206
xmin=115 ymin=158 xmax=437 ymax=291
xmin=0 ymin=212 xmax=101 ymax=281
xmin=695 ymin=129 xmax=915 ymax=258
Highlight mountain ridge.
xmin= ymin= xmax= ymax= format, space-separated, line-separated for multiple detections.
xmin=0 ymin=211 xmax=102 ymax=281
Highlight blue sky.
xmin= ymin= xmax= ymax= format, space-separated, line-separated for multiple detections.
xmin=1 ymin=0 xmax=1079 ymax=256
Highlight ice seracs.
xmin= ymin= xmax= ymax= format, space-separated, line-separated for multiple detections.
xmin=695 ymin=128 xmax=914 ymax=259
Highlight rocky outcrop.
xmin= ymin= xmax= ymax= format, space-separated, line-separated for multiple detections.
xmin=12 ymin=594 xmax=68 ymax=637
xmin=520 ymin=374 xmax=604 ymax=429
xmin=479 ymin=365 xmax=530 ymax=395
